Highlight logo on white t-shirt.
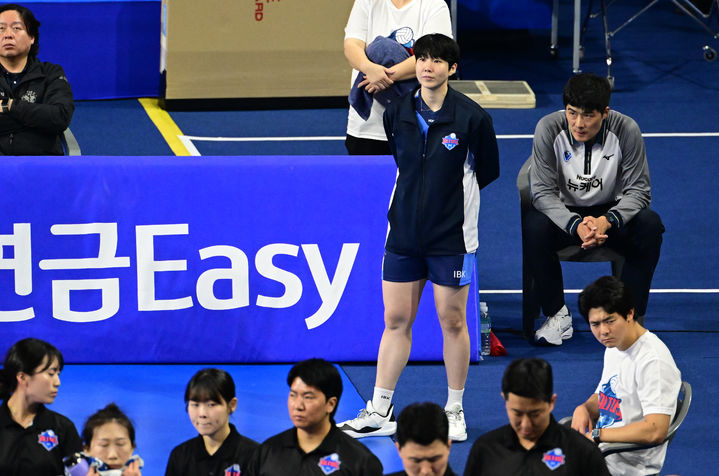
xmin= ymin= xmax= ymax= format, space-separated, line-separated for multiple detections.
xmin=598 ymin=375 xmax=623 ymax=427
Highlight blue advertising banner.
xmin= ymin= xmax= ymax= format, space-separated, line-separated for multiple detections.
xmin=0 ymin=156 xmax=479 ymax=363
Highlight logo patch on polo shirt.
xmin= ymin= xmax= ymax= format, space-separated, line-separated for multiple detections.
xmin=224 ymin=463 xmax=241 ymax=476
xmin=318 ymin=453 xmax=341 ymax=474
xmin=442 ymin=133 xmax=459 ymax=150
xmin=542 ymin=448 xmax=566 ymax=470
xmin=38 ymin=429 xmax=59 ymax=451
xmin=563 ymin=150 xmax=572 ymax=162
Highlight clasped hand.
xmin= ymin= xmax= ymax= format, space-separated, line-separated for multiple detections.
xmin=357 ymin=63 xmax=395 ymax=94
xmin=577 ymin=216 xmax=610 ymax=249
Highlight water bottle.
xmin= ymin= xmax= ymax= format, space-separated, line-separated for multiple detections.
xmin=480 ymin=301 xmax=491 ymax=357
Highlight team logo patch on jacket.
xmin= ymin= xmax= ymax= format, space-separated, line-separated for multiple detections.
xmin=38 ymin=429 xmax=59 ymax=451
xmin=542 ymin=448 xmax=566 ymax=470
xmin=318 ymin=453 xmax=341 ymax=474
xmin=224 ymin=463 xmax=241 ymax=476
xmin=442 ymin=133 xmax=459 ymax=150
xmin=21 ymin=90 xmax=37 ymax=103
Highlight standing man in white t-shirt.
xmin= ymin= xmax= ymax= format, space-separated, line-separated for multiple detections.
xmin=572 ymin=276 xmax=681 ymax=476
xmin=343 ymin=0 xmax=452 ymax=155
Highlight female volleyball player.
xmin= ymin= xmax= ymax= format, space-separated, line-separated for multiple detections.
xmin=338 ymin=34 xmax=500 ymax=442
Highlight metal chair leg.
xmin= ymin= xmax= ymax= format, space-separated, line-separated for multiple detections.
xmin=600 ymin=0 xmax=615 ymax=88
xmin=551 ymin=0 xmax=560 ymax=57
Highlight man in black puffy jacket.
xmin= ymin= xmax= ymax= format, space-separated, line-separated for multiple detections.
xmin=0 ymin=3 xmax=73 ymax=155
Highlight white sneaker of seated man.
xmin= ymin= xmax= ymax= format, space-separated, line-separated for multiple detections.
xmin=445 ymin=403 xmax=468 ymax=442
xmin=337 ymin=400 xmax=397 ymax=438
xmin=534 ymin=305 xmax=573 ymax=345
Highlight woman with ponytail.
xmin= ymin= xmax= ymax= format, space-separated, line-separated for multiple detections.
xmin=0 ymin=337 xmax=82 ymax=475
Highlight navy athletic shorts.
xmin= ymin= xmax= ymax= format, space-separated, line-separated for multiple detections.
xmin=381 ymin=250 xmax=474 ymax=286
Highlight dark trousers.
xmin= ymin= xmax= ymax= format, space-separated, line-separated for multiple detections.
xmin=522 ymin=205 xmax=664 ymax=317
xmin=345 ymin=134 xmax=391 ymax=155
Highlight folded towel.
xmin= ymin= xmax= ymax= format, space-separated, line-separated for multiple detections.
xmin=349 ymin=36 xmax=419 ymax=121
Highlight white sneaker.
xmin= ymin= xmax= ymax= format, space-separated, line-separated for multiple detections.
xmin=337 ymin=400 xmax=396 ymax=438
xmin=445 ymin=404 xmax=468 ymax=442
xmin=535 ymin=306 xmax=573 ymax=345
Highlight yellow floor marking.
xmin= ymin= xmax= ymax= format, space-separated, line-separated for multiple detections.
xmin=138 ymin=98 xmax=192 ymax=156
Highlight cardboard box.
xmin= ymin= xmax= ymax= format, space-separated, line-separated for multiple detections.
xmin=160 ymin=0 xmax=353 ymax=107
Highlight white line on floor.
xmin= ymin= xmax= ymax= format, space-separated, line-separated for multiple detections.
xmin=483 ymin=289 xmax=719 ymax=294
xmin=178 ymin=131 xmax=719 ymax=145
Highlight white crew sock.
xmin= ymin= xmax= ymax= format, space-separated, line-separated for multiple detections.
xmin=446 ymin=387 xmax=465 ymax=410
xmin=372 ymin=387 xmax=394 ymax=415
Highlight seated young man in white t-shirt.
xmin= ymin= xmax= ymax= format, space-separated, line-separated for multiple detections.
xmin=572 ymin=276 xmax=682 ymax=476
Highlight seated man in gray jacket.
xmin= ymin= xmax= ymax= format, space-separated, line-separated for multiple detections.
xmin=0 ymin=3 xmax=73 ymax=155
xmin=524 ymin=73 xmax=664 ymax=345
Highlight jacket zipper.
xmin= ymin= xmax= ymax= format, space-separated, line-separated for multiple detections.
xmin=416 ymin=126 xmax=429 ymax=253
xmin=584 ymin=142 xmax=592 ymax=174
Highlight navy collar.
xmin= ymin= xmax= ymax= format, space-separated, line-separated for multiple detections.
xmin=0 ymin=59 xmax=30 ymax=89
xmin=401 ymin=86 xmax=457 ymax=126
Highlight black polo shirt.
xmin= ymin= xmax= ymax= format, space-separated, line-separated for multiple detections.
xmin=248 ymin=425 xmax=383 ymax=476
xmin=463 ymin=416 xmax=610 ymax=476
xmin=0 ymin=400 xmax=82 ymax=476
xmin=165 ymin=423 xmax=259 ymax=476
xmin=386 ymin=465 xmax=457 ymax=475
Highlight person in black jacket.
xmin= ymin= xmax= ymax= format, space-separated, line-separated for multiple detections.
xmin=0 ymin=3 xmax=73 ymax=155
xmin=338 ymin=33 xmax=499 ymax=443
xmin=0 ymin=338 xmax=83 ymax=476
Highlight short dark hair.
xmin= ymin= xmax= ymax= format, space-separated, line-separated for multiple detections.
xmin=578 ymin=275 xmax=635 ymax=323
xmin=287 ymin=358 xmax=342 ymax=422
xmin=0 ymin=338 xmax=63 ymax=400
xmin=0 ymin=4 xmax=40 ymax=57
xmin=413 ymin=33 xmax=459 ymax=68
xmin=82 ymin=403 xmax=136 ymax=447
xmin=396 ymin=402 xmax=449 ymax=448
xmin=562 ymin=73 xmax=611 ymax=113
xmin=184 ymin=368 xmax=236 ymax=406
xmin=502 ymin=358 xmax=553 ymax=403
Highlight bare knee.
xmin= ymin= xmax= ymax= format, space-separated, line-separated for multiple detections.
xmin=438 ymin=307 xmax=467 ymax=336
xmin=384 ymin=309 xmax=413 ymax=332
